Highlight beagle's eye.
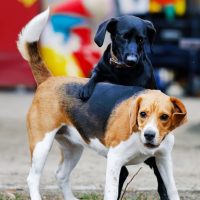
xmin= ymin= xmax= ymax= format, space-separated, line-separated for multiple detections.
xmin=140 ymin=111 xmax=147 ymax=118
xmin=160 ymin=114 xmax=169 ymax=121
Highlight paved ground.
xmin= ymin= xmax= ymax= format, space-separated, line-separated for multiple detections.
xmin=0 ymin=91 xmax=200 ymax=196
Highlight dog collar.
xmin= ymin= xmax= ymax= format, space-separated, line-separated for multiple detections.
xmin=109 ymin=46 xmax=127 ymax=68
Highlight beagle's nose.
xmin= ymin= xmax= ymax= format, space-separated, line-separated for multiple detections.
xmin=125 ymin=54 xmax=137 ymax=65
xmin=144 ymin=130 xmax=155 ymax=141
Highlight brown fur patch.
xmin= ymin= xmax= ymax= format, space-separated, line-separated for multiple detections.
xmin=170 ymin=96 xmax=187 ymax=129
xmin=27 ymin=77 xmax=88 ymax=157
xmin=104 ymin=98 xmax=135 ymax=147
xmin=27 ymin=42 xmax=52 ymax=85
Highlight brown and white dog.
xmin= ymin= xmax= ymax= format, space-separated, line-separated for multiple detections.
xmin=17 ymin=9 xmax=187 ymax=200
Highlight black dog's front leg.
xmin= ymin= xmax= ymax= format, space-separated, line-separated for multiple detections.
xmin=117 ymin=166 xmax=129 ymax=200
xmin=79 ymin=70 xmax=99 ymax=100
xmin=145 ymin=157 xmax=169 ymax=200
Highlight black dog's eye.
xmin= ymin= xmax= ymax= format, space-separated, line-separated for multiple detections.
xmin=140 ymin=111 xmax=147 ymax=118
xmin=137 ymin=37 xmax=144 ymax=44
xmin=123 ymin=32 xmax=132 ymax=40
xmin=160 ymin=114 xmax=169 ymax=121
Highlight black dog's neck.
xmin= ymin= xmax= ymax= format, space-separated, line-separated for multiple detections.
xmin=93 ymin=44 xmax=152 ymax=86
xmin=93 ymin=43 xmax=156 ymax=88
xmin=109 ymin=45 xmax=126 ymax=68
xmin=103 ymin=44 xmax=145 ymax=73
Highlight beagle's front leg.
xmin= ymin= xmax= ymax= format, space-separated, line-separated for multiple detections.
xmin=104 ymin=150 xmax=126 ymax=200
xmin=156 ymin=154 xmax=180 ymax=200
xmin=104 ymin=134 xmax=140 ymax=200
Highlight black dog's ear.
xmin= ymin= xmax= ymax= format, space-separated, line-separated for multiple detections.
xmin=143 ymin=20 xmax=156 ymax=52
xmin=94 ymin=18 xmax=118 ymax=47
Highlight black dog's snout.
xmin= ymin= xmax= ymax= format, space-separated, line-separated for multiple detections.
xmin=125 ymin=54 xmax=137 ymax=65
xmin=144 ymin=130 xmax=156 ymax=141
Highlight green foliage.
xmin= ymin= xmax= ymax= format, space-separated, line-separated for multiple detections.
xmin=0 ymin=192 xmax=157 ymax=200
xmin=79 ymin=193 xmax=102 ymax=200
xmin=0 ymin=193 xmax=24 ymax=200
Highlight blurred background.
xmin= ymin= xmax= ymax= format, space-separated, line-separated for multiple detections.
xmin=1 ymin=0 xmax=200 ymax=96
xmin=0 ymin=0 xmax=200 ymax=199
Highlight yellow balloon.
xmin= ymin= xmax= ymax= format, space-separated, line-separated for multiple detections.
xmin=65 ymin=54 xmax=85 ymax=77
xmin=40 ymin=47 xmax=66 ymax=75
xmin=40 ymin=47 xmax=84 ymax=77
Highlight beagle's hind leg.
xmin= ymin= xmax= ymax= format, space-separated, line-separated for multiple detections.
xmin=55 ymin=131 xmax=83 ymax=200
xmin=27 ymin=128 xmax=58 ymax=200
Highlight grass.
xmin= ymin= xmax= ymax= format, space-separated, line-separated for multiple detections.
xmin=1 ymin=190 xmax=199 ymax=200
xmin=78 ymin=193 xmax=102 ymax=200
xmin=0 ymin=193 xmax=25 ymax=200
xmin=0 ymin=192 xmax=157 ymax=200
xmin=78 ymin=193 xmax=154 ymax=200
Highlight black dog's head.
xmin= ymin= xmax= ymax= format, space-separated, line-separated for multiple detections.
xmin=94 ymin=15 xmax=156 ymax=67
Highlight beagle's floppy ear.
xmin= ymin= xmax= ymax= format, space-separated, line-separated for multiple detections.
xmin=170 ymin=97 xmax=187 ymax=129
xmin=129 ymin=96 xmax=142 ymax=133
xmin=143 ymin=20 xmax=156 ymax=53
xmin=94 ymin=18 xmax=118 ymax=47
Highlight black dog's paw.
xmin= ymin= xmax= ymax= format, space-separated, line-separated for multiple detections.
xmin=79 ymin=84 xmax=94 ymax=101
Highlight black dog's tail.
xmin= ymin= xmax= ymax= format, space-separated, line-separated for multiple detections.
xmin=17 ymin=8 xmax=52 ymax=86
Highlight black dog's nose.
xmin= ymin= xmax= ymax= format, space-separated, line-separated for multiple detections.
xmin=125 ymin=54 xmax=137 ymax=65
xmin=144 ymin=130 xmax=156 ymax=141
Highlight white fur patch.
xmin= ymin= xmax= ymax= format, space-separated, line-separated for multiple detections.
xmin=55 ymin=136 xmax=83 ymax=200
xmin=141 ymin=115 xmax=159 ymax=145
xmin=27 ymin=127 xmax=58 ymax=200
xmin=155 ymin=135 xmax=179 ymax=200
xmin=17 ymin=8 xmax=49 ymax=60
xmin=64 ymin=126 xmax=86 ymax=146
xmin=64 ymin=125 xmax=174 ymax=161
xmin=64 ymin=126 xmax=108 ymax=157
xmin=109 ymin=133 xmax=174 ymax=165
xmin=89 ymin=138 xmax=108 ymax=157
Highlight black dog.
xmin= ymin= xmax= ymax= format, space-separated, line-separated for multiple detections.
xmin=79 ymin=15 xmax=157 ymax=100
xmin=80 ymin=15 xmax=169 ymax=200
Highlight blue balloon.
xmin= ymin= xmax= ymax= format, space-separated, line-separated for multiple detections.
xmin=50 ymin=14 xmax=87 ymax=40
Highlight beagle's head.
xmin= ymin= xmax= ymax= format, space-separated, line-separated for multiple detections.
xmin=130 ymin=90 xmax=187 ymax=148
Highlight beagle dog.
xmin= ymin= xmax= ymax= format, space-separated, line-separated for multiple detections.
xmin=17 ymin=9 xmax=187 ymax=200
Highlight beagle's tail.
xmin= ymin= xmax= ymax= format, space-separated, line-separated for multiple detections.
xmin=17 ymin=8 xmax=51 ymax=85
